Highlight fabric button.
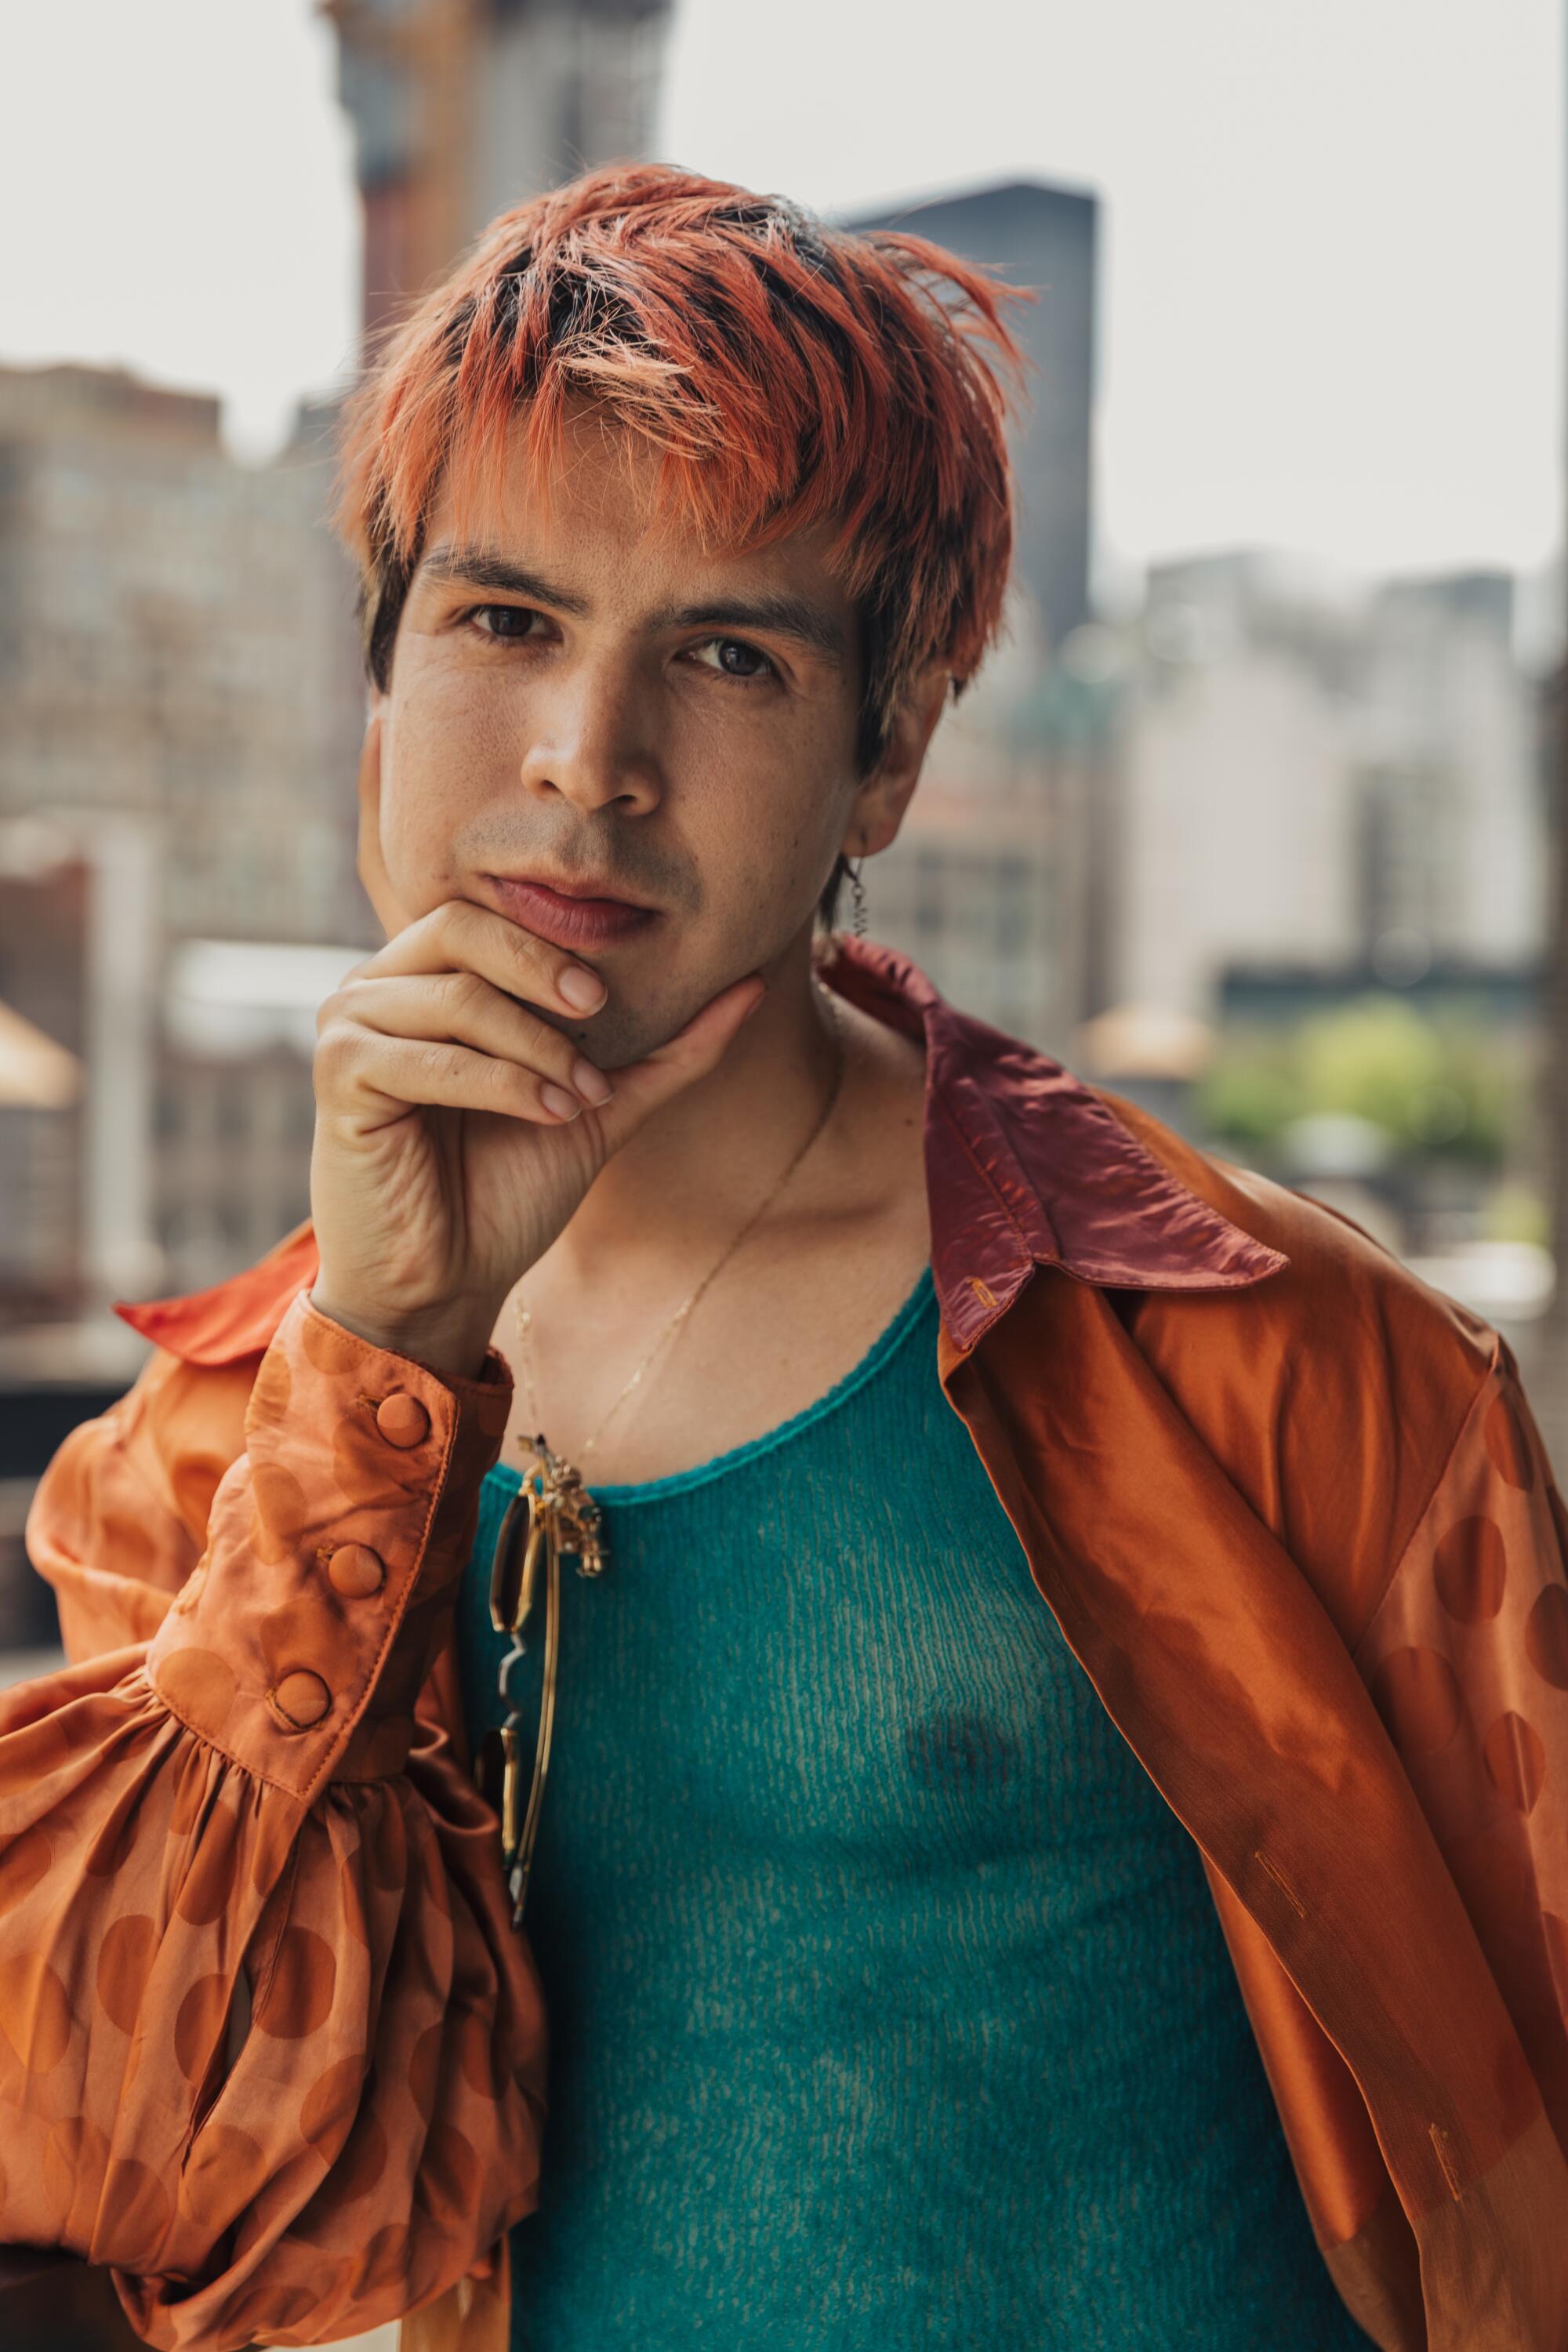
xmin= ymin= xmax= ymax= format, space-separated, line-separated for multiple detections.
xmin=328 ymin=1542 xmax=385 ymax=1599
xmin=376 ymin=1391 xmax=430 ymax=1448
xmin=272 ymin=1669 xmax=332 ymax=1729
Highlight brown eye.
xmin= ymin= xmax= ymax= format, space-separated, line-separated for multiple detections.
xmin=694 ymin=637 xmax=775 ymax=681
xmin=473 ymin=605 xmax=539 ymax=641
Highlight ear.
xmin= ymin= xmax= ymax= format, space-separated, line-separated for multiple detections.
xmin=842 ymin=659 xmax=952 ymax=860
xmin=355 ymin=702 xmax=416 ymax=941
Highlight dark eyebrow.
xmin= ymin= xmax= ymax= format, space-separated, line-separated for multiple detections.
xmin=652 ymin=595 xmax=848 ymax=669
xmin=418 ymin=544 xmax=591 ymax=615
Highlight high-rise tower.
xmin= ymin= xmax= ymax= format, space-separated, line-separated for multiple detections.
xmin=848 ymin=180 xmax=1098 ymax=661
xmin=324 ymin=0 xmax=675 ymax=348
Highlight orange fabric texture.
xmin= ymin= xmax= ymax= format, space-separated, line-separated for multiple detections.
xmin=2 ymin=933 xmax=1566 ymax=2351
xmin=4 ymin=1271 xmax=544 ymax=2348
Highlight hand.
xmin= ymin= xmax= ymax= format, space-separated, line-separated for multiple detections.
xmin=307 ymin=719 xmax=765 ymax=1377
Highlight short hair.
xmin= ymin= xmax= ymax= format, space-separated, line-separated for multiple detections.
xmin=333 ymin=163 xmax=1032 ymax=929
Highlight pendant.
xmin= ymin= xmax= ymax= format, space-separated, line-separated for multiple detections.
xmin=474 ymin=1432 xmax=607 ymax=1926
xmin=517 ymin=1433 xmax=608 ymax=1581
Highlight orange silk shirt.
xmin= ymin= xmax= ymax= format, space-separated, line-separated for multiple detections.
xmin=2 ymin=931 xmax=1566 ymax=2351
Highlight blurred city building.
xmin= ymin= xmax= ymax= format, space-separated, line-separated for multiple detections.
xmin=1067 ymin=551 xmax=1549 ymax=1277
xmin=863 ymin=592 xmax=1120 ymax=1060
xmin=844 ymin=180 xmax=1105 ymax=1060
xmin=1117 ymin=550 xmax=1546 ymax=1018
xmin=325 ymin=0 xmax=676 ymax=344
xmin=0 ymin=864 xmax=86 ymax=1323
xmin=0 ymin=361 xmax=368 ymax=1334
xmin=848 ymin=180 xmax=1097 ymax=663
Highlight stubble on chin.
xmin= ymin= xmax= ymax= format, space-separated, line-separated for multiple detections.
xmin=521 ymin=991 xmax=688 ymax=1074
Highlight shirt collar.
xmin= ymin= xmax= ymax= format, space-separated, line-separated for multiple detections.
xmin=819 ymin=934 xmax=1287 ymax=1354
xmin=114 ymin=933 xmax=1287 ymax=1367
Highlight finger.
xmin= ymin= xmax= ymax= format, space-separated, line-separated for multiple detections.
xmin=350 ymin=898 xmax=609 ymax=1025
xmin=327 ymin=968 xmax=614 ymax=1108
xmin=316 ymin=1025 xmax=591 ymax=1131
xmin=593 ymin=976 xmax=767 ymax=1146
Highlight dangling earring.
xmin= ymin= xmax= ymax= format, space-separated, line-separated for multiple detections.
xmin=846 ymin=855 xmax=868 ymax=939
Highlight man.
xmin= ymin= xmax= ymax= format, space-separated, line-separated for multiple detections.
xmin=2 ymin=164 xmax=1566 ymax=2352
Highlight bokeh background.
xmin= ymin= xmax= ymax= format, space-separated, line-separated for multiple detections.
xmin=2 ymin=0 xmax=1564 ymax=1728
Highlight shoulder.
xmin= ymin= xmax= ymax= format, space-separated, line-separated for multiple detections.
xmin=1087 ymin=1084 xmax=1505 ymax=1638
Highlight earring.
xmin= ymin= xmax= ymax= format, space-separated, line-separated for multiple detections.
xmin=846 ymin=855 xmax=868 ymax=940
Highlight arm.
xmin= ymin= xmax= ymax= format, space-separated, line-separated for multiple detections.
xmin=1354 ymin=1334 xmax=1568 ymax=2151
xmin=27 ymin=1338 xmax=238 ymax=1663
xmin=1 ymin=1287 xmax=547 ymax=2350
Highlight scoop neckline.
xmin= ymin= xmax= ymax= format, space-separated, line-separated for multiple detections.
xmin=485 ymin=1260 xmax=936 ymax=1508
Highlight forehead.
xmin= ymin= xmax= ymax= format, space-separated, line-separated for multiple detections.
xmin=422 ymin=400 xmax=855 ymax=616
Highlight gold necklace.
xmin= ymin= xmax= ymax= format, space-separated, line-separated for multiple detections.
xmin=479 ymin=980 xmax=846 ymax=1923
xmin=514 ymin=980 xmax=846 ymax=1480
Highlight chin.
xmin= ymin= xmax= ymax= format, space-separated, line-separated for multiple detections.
xmin=539 ymin=951 xmax=748 ymax=1073
xmin=571 ymin=1001 xmax=682 ymax=1073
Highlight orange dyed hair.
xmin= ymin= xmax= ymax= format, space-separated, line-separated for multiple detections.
xmin=334 ymin=162 xmax=1031 ymax=780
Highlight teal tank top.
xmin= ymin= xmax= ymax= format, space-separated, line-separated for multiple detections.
xmin=455 ymin=1265 xmax=1369 ymax=2349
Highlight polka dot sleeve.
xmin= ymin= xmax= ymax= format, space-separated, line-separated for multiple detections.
xmin=0 ymin=1287 xmax=549 ymax=2349
xmin=1356 ymin=1338 xmax=1568 ymax=2144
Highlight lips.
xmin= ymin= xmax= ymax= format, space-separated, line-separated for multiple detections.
xmin=480 ymin=873 xmax=657 ymax=951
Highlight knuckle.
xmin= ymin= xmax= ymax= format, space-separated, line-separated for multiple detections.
xmin=313 ymin=1020 xmax=354 ymax=1076
xmin=443 ymin=967 xmax=490 ymax=1020
xmin=510 ymin=1000 xmax=563 ymax=1059
xmin=499 ymin=915 xmax=550 ymax=971
xmin=440 ymin=898 xmax=485 ymax=955
xmin=416 ymin=1037 xmax=464 ymax=1087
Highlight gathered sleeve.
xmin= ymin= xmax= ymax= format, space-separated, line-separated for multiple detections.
xmin=1354 ymin=1333 xmax=1568 ymax=2156
xmin=0 ymin=1287 xmax=548 ymax=2350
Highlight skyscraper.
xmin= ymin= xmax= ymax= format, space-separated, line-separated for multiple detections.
xmin=325 ymin=0 xmax=676 ymax=347
xmin=842 ymin=180 xmax=1102 ymax=1055
xmin=847 ymin=180 xmax=1098 ymax=662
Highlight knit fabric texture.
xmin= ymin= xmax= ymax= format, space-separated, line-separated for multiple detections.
xmin=455 ymin=1264 xmax=1370 ymax=2349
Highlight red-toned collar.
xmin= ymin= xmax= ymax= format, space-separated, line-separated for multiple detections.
xmin=114 ymin=934 xmax=1287 ymax=1367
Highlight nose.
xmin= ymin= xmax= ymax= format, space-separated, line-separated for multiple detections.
xmin=517 ymin=657 xmax=662 ymax=817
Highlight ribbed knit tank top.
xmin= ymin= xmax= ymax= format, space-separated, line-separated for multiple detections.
xmin=455 ymin=1262 xmax=1370 ymax=2350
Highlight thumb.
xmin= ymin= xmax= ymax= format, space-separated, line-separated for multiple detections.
xmin=593 ymin=975 xmax=767 ymax=1147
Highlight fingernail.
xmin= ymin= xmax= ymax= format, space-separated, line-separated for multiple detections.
xmin=572 ymin=1056 xmax=614 ymax=1105
xmin=560 ymin=967 xmax=607 ymax=1011
xmin=540 ymin=1083 xmax=581 ymax=1120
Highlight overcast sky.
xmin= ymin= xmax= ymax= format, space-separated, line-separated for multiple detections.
xmin=2 ymin=0 xmax=1561 ymax=642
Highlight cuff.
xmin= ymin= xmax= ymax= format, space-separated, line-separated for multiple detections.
xmin=144 ymin=1286 xmax=514 ymax=1804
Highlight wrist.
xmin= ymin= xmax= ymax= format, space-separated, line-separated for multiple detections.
xmin=305 ymin=1289 xmax=502 ymax=1387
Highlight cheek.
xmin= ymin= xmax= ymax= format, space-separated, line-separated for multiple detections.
xmin=675 ymin=687 xmax=855 ymax=853
xmin=391 ymin=652 xmax=510 ymax=774
xmin=681 ymin=750 xmax=848 ymax=931
xmin=381 ymin=662 xmax=514 ymax=880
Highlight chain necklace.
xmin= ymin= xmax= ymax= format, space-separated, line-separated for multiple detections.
xmin=479 ymin=980 xmax=846 ymax=1923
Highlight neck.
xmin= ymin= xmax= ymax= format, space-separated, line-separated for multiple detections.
xmin=549 ymin=924 xmax=847 ymax=1286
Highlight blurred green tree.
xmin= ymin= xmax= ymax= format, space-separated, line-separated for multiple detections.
xmin=1196 ymin=995 xmax=1518 ymax=1168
